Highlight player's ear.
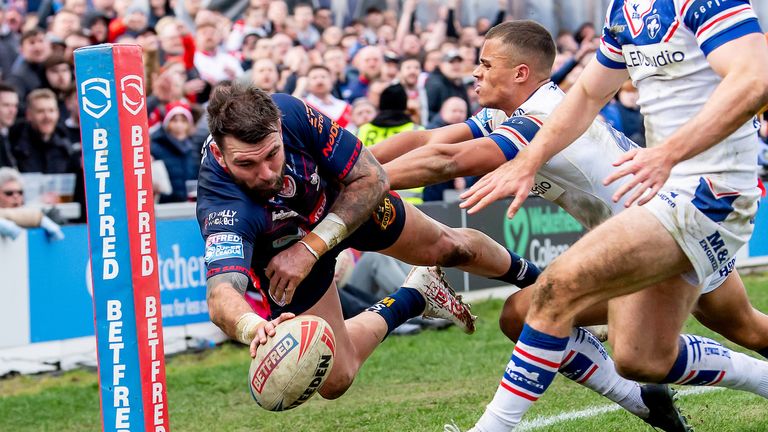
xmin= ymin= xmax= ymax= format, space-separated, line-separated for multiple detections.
xmin=515 ymin=63 xmax=530 ymax=82
xmin=210 ymin=140 xmax=225 ymax=166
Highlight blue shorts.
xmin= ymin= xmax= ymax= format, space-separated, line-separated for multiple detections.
xmin=264 ymin=191 xmax=407 ymax=317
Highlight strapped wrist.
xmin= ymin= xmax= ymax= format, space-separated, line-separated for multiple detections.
xmin=234 ymin=312 xmax=266 ymax=345
xmin=303 ymin=213 xmax=348 ymax=258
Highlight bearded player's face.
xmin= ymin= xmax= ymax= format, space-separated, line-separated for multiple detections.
xmin=214 ymin=131 xmax=286 ymax=200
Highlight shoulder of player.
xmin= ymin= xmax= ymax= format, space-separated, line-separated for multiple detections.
xmin=197 ymin=197 xmax=268 ymax=242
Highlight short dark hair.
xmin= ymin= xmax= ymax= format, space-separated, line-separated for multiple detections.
xmin=21 ymin=28 xmax=45 ymax=44
xmin=207 ymin=83 xmax=280 ymax=148
xmin=0 ymin=82 xmax=17 ymax=95
xmin=485 ymin=20 xmax=556 ymax=78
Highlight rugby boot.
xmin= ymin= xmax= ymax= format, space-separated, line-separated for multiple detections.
xmin=640 ymin=384 xmax=693 ymax=432
xmin=402 ymin=266 xmax=477 ymax=334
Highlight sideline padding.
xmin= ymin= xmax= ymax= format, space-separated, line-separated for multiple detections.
xmin=75 ymin=44 xmax=170 ymax=432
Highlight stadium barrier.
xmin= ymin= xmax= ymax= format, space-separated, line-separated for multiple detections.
xmin=2 ymin=196 xmax=766 ymax=375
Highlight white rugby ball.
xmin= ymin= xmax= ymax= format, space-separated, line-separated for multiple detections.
xmin=248 ymin=315 xmax=336 ymax=411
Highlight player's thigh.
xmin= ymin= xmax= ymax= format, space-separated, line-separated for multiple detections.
xmin=608 ymin=276 xmax=700 ymax=379
xmin=500 ymin=289 xmax=609 ymax=341
xmin=302 ymin=283 xmax=358 ymax=384
xmin=536 ymin=206 xmax=692 ymax=310
xmin=694 ymin=272 xmax=768 ymax=348
xmin=378 ymin=201 xmax=454 ymax=265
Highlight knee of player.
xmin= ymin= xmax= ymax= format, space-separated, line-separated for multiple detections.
xmin=612 ymin=348 xmax=674 ymax=383
xmin=499 ymin=298 xmax=526 ymax=342
xmin=318 ymin=369 xmax=356 ymax=400
xmin=529 ymin=271 xmax=581 ymax=311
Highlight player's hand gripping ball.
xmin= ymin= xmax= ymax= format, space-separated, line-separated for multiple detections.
xmin=248 ymin=315 xmax=335 ymax=411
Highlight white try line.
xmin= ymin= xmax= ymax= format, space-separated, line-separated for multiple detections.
xmin=516 ymin=387 xmax=723 ymax=431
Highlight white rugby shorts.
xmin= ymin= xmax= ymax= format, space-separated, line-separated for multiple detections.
xmin=644 ymin=174 xmax=759 ymax=290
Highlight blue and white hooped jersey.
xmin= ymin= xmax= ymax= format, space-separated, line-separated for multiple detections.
xmin=598 ymin=0 xmax=762 ymax=186
xmin=465 ymin=83 xmax=642 ymax=229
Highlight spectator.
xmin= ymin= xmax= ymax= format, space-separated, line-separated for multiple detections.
xmin=8 ymin=28 xmax=50 ymax=105
xmin=63 ymin=30 xmax=89 ymax=62
xmin=302 ymin=65 xmax=352 ymax=128
xmin=42 ymin=54 xmax=71 ymax=122
xmin=150 ymin=101 xmax=199 ymax=203
xmin=249 ymin=58 xmax=279 ymax=93
xmin=194 ymin=22 xmax=243 ymax=85
xmin=399 ymin=56 xmax=427 ymax=125
xmin=47 ymin=8 xmax=80 ymax=42
xmin=380 ymin=51 xmax=400 ymax=82
xmin=322 ymin=46 xmax=349 ymax=99
xmin=600 ymin=80 xmax=645 ymax=147
xmin=0 ymin=166 xmax=64 ymax=240
xmin=225 ymin=8 xmax=269 ymax=53
xmin=61 ymin=84 xmax=78 ymax=146
xmin=293 ymin=2 xmax=319 ymax=49
xmin=344 ymin=45 xmax=382 ymax=102
xmin=9 ymin=88 xmax=75 ymax=174
xmin=0 ymin=83 xmax=19 ymax=168
xmin=348 ymin=97 xmax=376 ymax=135
xmin=0 ymin=6 xmax=20 ymax=80
xmin=267 ymin=0 xmax=289 ymax=34
xmin=313 ymin=7 xmax=333 ymax=32
xmin=424 ymin=49 xmax=469 ymax=121
xmin=148 ymin=0 xmax=174 ymax=28
xmin=357 ymin=82 xmax=423 ymax=147
xmin=82 ymin=10 xmax=110 ymax=45
xmin=175 ymin=0 xmax=204 ymax=33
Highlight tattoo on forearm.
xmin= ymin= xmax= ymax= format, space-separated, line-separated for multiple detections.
xmin=333 ymin=148 xmax=388 ymax=233
xmin=207 ymin=272 xmax=250 ymax=298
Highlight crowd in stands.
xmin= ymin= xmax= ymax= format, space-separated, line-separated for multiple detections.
xmin=0 ymin=0 xmax=649 ymax=214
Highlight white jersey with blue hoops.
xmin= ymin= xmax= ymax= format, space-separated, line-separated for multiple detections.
xmin=465 ymin=82 xmax=641 ymax=230
xmin=597 ymin=0 xmax=762 ymax=187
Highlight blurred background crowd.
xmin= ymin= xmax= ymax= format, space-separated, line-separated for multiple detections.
xmin=0 ymin=0 xmax=766 ymax=226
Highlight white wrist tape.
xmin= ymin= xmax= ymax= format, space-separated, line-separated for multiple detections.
xmin=312 ymin=213 xmax=347 ymax=250
xmin=234 ymin=312 xmax=266 ymax=345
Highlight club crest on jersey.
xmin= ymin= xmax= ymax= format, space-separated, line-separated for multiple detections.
xmin=624 ymin=0 xmax=657 ymax=37
xmin=279 ymin=175 xmax=296 ymax=198
xmin=645 ymin=13 xmax=661 ymax=39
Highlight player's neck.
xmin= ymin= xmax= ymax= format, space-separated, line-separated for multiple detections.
xmin=501 ymin=79 xmax=551 ymax=116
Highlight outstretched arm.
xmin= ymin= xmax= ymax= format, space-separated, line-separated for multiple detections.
xmin=370 ymin=122 xmax=474 ymax=163
xmin=384 ymin=138 xmax=507 ymax=189
xmin=461 ymin=60 xmax=627 ymax=216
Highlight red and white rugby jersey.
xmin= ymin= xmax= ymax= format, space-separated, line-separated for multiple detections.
xmin=598 ymin=0 xmax=762 ymax=185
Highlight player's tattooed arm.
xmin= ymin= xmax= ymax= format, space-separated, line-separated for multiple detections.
xmin=206 ymin=272 xmax=253 ymax=338
xmin=332 ymin=146 xmax=389 ymax=233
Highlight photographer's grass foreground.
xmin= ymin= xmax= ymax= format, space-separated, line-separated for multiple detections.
xmin=2 ymin=275 xmax=768 ymax=431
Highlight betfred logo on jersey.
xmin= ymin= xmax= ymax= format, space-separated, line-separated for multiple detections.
xmin=205 ymin=232 xmax=244 ymax=264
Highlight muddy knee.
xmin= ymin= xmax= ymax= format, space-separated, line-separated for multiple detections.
xmin=436 ymin=229 xmax=477 ymax=267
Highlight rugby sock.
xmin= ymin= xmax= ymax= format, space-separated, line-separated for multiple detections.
xmin=559 ymin=327 xmax=649 ymax=418
xmin=758 ymin=347 xmax=768 ymax=360
xmin=365 ymin=287 xmax=426 ymax=336
xmin=661 ymin=335 xmax=768 ymax=398
xmin=493 ymin=249 xmax=541 ymax=288
xmin=474 ymin=324 xmax=568 ymax=431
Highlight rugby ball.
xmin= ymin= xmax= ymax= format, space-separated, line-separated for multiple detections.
xmin=248 ymin=315 xmax=336 ymax=411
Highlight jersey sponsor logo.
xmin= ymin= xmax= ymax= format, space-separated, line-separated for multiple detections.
xmin=322 ymin=121 xmax=341 ymax=158
xmin=205 ymin=232 xmax=244 ymax=264
xmin=80 ymin=77 xmax=112 ymax=119
xmin=339 ymin=140 xmax=362 ymax=179
xmin=531 ymin=175 xmax=565 ymax=201
xmin=719 ymin=257 xmax=736 ymax=278
xmin=309 ymin=192 xmax=327 ymax=224
xmin=278 ymin=175 xmax=296 ymax=198
xmin=626 ymin=49 xmax=685 ymax=68
xmin=645 ymin=13 xmax=661 ymax=39
xmin=273 ymin=228 xmax=307 ymax=248
xmin=656 ymin=191 xmax=677 ymax=208
xmin=372 ymin=196 xmax=396 ymax=230
xmin=119 ymin=75 xmax=145 ymax=115
xmin=272 ymin=209 xmax=299 ymax=221
xmin=206 ymin=209 xmax=238 ymax=227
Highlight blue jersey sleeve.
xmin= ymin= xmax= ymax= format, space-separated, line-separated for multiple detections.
xmin=273 ymin=93 xmax=363 ymax=181
xmin=488 ymin=115 xmax=543 ymax=161
xmin=681 ymin=0 xmax=762 ymax=56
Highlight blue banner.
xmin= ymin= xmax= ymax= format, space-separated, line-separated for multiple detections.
xmin=28 ymin=219 xmax=207 ymax=342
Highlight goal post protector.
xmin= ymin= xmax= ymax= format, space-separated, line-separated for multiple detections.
xmin=74 ymin=44 xmax=170 ymax=432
